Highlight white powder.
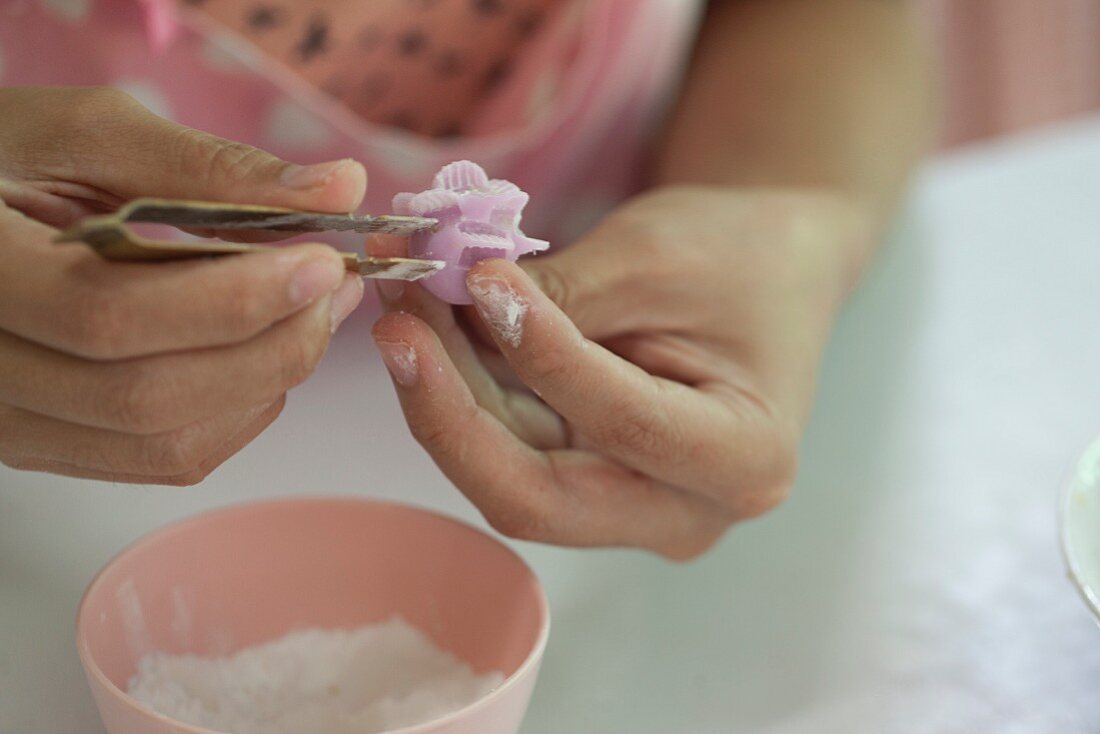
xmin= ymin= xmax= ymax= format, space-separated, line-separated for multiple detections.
xmin=127 ymin=618 xmax=504 ymax=734
xmin=466 ymin=278 xmax=528 ymax=348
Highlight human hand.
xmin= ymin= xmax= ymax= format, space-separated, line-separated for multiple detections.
xmin=0 ymin=87 xmax=367 ymax=484
xmin=370 ymin=186 xmax=872 ymax=559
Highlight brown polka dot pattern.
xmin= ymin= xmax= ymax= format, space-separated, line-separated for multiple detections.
xmin=193 ymin=0 xmax=561 ymax=137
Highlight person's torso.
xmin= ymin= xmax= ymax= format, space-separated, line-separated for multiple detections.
xmin=0 ymin=0 xmax=704 ymax=242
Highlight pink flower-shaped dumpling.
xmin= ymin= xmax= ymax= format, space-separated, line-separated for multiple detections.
xmin=393 ymin=161 xmax=549 ymax=305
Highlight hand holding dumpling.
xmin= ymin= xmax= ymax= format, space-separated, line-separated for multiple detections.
xmin=392 ymin=161 xmax=548 ymax=305
xmin=372 ymin=181 xmax=873 ymax=560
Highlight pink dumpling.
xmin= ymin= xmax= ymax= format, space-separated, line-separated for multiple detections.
xmin=392 ymin=161 xmax=549 ymax=305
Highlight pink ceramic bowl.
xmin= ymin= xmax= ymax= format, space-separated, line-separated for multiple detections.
xmin=76 ymin=497 xmax=549 ymax=734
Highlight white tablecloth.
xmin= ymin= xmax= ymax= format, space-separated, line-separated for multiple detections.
xmin=3 ymin=116 xmax=1100 ymax=733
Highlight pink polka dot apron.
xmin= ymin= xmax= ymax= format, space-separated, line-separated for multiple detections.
xmin=0 ymin=0 xmax=702 ymax=243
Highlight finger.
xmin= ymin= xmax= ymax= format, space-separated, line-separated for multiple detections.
xmin=0 ymin=397 xmax=284 ymax=481
xmin=466 ymin=260 xmax=796 ymax=512
xmin=374 ymin=270 xmax=564 ymax=449
xmin=364 ymin=233 xmax=415 ymax=305
xmin=458 ymin=303 xmax=498 ymax=350
xmin=519 ymin=191 xmax=727 ymax=340
xmin=0 ymin=176 xmax=110 ymax=229
xmin=519 ymin=233 xmax=676 ymax=341
xmin=0 ymin=289 xmax=345 ymax=435
xmin=364 ymin=234 xmax=408 ymax=258
xmin=466 ymin=334 xmax=529 ymax=392
xmin=371 ymin=312 xmax=729 ymax=559
xmin=365 ymin=235 xmax=530 ymax=390
xmin=3 ymin=398 xmax=285 ymax=486
xmin=2 ymin=87 xmax=366 ymax=213
xmin=0 ymin=204 xmax=351 ymax=359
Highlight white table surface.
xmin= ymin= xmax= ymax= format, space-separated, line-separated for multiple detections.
xmin=3 ymin=116 xmax=1100 ymax=734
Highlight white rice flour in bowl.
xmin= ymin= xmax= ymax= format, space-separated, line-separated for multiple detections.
xmin=76 ymin=498 xmax=549 ymax=734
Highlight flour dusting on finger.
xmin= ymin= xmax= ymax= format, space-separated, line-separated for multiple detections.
xmin=467 ymin=276 xmax=529 ymax=348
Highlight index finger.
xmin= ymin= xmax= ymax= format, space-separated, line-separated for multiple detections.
xmin=0 ymin=205 xmax=347 ymax=360
xmin=372 ymin=311 xmax=727 ymax=559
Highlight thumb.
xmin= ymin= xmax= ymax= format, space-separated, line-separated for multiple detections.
xmin=14 ymin=87 xmax=366 ymax=212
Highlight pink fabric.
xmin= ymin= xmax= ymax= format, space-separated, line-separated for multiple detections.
xmin=191 ymin=0 xmax=568 ymax=138
xmin=918 ymin=0 xmax=1100 ymax=147
xmin=0 ymin=0 xmax=702 ymax=247
xmin=138 ymin=0 xmax=179 ymax=52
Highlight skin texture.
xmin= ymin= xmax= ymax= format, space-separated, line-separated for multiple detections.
xmin=0 ymin=87 xmax=366 ymax=484
xmin=371 ymin=0 xmax=937 ymax=559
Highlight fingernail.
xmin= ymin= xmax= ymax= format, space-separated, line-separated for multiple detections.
xmin=330 ymin=274 xmax=365 ymax=333
xmin=467 ymin=275 xmax=528 ymax=348
xmin=280 ymin=159 xmax=350 ymax=190
xmin=376 ymin=341 xmax=419 ymax=387
xmin=289 ymin=257 xmax=345 ymax=306
xmin=376 ymin=279 xmax=405 ymax=304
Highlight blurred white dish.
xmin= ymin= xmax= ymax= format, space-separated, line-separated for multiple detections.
xmin=1061 ymin=436 xmax=1100 ymax=620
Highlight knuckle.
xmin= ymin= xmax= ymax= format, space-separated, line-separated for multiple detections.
xmin=135 ymin=424 xmax=209 ymax=476
xmin=596 ymin=399 xmax=679 ymax=461
xmin=725 ymin=444 xmax=798 ymax=519
xmin=482 ymin=500 xmax=546 ymax=541
xmin=733 ymin=480 xmax=793 ymax=520
xmin=631 ymin=230 xmax=667 ymax=262
xmin=407 ymin=419 xmax=450 ymax=451
xmin=160 ymin=466 xmax=213 ymax=487
xmin=181 ymin=129 xmax=272 ymax=186
xmin=660 ymin=522 xmax=730 ymax=563
xmin=276 ymin=326 xmax=328 ymax=390
xmin=603 ymin=412 xmax=663 ymax=456
xmin=755 ymin=428 xmax=799 ymax=500
xmin=99 ymin=364 xmax=171 ymax=434
xmin=218 ymin=286 xmax=269 ymax=338
xmin=696 ymin=402 xmax=800 ymax=518
xmin=531 ymin=264 xmax=571 ymax=312
xmin=69 ymin=86 xmax=135 ymax=122
xmin=407 ymin=402 xmax=477 ymax=455
xmin=262 ymin=394 xmax=288 ymax=424
xmin=63 ymin=287 xmax=131 ymax=359
xmin=522 ymin=342 xmax=574 ymax=386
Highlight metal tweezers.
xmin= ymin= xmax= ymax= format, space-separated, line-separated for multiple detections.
xmin=54 ymin=198 xmax=444 ymax=281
